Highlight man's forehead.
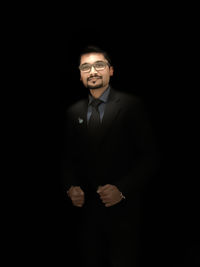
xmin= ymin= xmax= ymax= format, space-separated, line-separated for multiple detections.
xmin=80 ymin=53 xmax=105 ymax=64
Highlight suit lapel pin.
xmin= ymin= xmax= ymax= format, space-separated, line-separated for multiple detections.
xmin=78 ymin=117 xmax=84 ymax=124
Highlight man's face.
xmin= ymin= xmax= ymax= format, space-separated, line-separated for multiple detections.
xmin=79 ymin=53 xmax=113 ymax=90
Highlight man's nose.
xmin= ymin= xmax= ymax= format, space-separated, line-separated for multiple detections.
xmin=90 ymin=65 xmax=98 ymax=74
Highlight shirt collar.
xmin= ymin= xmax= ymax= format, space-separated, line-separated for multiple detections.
xmin=88 ymin=86 xmax=111 ymax=105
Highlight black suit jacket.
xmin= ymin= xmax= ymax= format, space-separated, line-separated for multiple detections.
xmin=62 ymin=88 xmax=159 ymax=210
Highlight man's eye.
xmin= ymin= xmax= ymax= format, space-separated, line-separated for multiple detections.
xmin=82 ymin=65 xmax=90 ymax=70
xmin=95 ymin=63 xmax=105 ymax=68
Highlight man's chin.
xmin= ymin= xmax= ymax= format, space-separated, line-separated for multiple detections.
xmin=87 ymin=84 xmax=103 ymax=90
xmin=88 ymin=86 xmax=102 ymax=90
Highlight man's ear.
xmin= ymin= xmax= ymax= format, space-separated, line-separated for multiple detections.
xmin=109 ymin=66 xmax=114 ymax=76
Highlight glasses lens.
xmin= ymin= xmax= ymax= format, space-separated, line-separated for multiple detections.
xmin=80 ymin=64 xmax=91 ymax=72
xmin=79 ymin=61 xmax=108 ymax=72
xmin=94 ymin=62 xmax=106 ymax=70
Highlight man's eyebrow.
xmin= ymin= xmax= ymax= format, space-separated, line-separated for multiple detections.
xmin=81 ymin=60 xmax=105 ymax=65
xmin=81 ymin=62 xmax=90 ymax=66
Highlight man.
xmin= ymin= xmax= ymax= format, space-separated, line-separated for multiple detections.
xmin=62 ymin=46 xmax=158 ymax=267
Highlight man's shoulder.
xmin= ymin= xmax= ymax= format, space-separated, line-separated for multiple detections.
xmin=113 ymin=89 xmax=143 ymax=107
xmin=112 ymin=89 xmax=150 ymax=121
xmin=66 ymin=98 xmax=87 ymax=116
xmin=116 ymin=90 xmax=139 ymax=100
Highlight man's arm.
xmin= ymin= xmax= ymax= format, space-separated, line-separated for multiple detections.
xmin=61 ymin=109 xmax=81 ymax=191
xmin=113 ymin=99 xmax=160 ymax=200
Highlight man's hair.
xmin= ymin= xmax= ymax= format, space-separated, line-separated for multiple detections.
xmin=79 ymin=45 xmax=112 ymax=66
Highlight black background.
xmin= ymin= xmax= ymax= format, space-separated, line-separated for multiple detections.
xmin=11 ymin=12 xmax=198 ymax=266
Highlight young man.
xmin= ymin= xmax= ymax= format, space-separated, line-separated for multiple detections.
xmin=63 ymin=46 xmax=158 ymax=267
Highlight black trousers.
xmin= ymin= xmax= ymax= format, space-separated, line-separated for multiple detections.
xmin=72 ymin=201 xmax=141 ymax=267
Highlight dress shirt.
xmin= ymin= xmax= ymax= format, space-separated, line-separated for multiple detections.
xmin=87 ymin=86 xmax=110 ymax=124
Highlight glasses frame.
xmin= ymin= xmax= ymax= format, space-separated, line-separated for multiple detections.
xmin=79 ymin=61 xmax=110 ymax=73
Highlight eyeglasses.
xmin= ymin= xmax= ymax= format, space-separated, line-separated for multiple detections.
xmin=79 ymin=61 xmax=109 ymax=72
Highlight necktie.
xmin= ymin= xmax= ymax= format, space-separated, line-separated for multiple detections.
xmin=88 ymin=98 xmax=103 ymax=132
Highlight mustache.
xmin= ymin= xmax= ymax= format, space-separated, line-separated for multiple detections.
xmin=87 ymin=75 xmax=102 ymax=81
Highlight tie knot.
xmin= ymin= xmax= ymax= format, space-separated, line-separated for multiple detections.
xmin=91 ymin=98 xmax=103 ymax=108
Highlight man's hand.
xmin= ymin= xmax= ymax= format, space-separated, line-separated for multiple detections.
xmin=67 ymin=186 xmax=85 ymax=207
xmin=97 ymin=184 xmax=124 ymax=207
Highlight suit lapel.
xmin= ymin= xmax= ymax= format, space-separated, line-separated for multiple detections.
xmin=75 ymin=89 xmax=122 ymax=139
xmin=100 ymin=88 xmax=122 ymax=139
xmin=76 ymin=100 xmax=88 ymax=131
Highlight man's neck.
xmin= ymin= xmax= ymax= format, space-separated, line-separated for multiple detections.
xmin=89 ymin=86 xmax=109 ymax=99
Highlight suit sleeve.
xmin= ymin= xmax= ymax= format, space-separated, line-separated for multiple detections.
xmin=61 ymin=108 xmax=81 ymax=191
xmin=113 ymin=99 xmax=160 ymax=200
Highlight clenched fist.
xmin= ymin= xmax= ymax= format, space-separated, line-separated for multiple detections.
xmin=67 ymin=186 xmax=85 ymax=207
xmin=97 ymin=184 xmax=125 ymax=207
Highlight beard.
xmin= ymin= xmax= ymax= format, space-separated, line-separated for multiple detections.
xmin=87 ymin=77 xmax=103 ymax=90
xmin=87 ymin=82 xmax=103 ymax=89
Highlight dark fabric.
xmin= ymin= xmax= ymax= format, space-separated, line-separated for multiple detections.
xmin=87 ymin=86 xmax=110 ymax=123
xmin=62 ymin=88 xmax=159 ymax=266
xmin=87 ymin=98 xmax=103 ymax=133
xmin=77 ymin=207 xmax=140 ymax=267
